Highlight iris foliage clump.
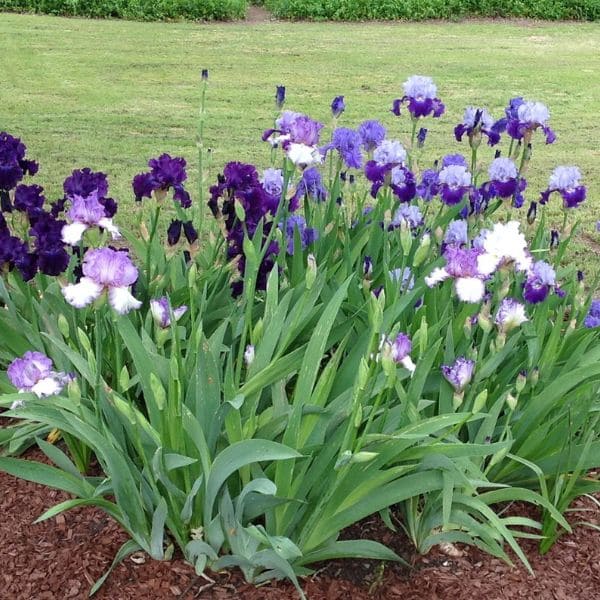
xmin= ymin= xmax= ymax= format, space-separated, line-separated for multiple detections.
xmin=1 ymin=73 xmax=600 ymax=598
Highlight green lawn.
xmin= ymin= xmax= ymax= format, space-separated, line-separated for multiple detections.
xmin=1 ymin=14 xmax=599 ymax=261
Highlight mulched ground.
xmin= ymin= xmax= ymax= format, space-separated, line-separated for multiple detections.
xmin=2 ymin=449 xmax=600 ymax=600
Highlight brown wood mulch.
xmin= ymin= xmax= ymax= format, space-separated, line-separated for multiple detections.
xmin=2 ymin=449 xmax=600 ymax=600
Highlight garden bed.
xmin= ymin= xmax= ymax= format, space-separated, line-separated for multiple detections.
xmin=2 ymin=447 xmax=599 ymax=599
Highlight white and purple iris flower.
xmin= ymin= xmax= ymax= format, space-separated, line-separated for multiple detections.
xmin=495 ymin=298 xmax=528 ymax=333
xmin=442 ymin=357 xmax=475 ymax=392
xmin=437 ymin=163 xmax=472 ymax=206
xmin=7 ymin=351 xmax=72 ymax=408
xmin=392 ymin=76 xmax=445 ymax=119
xmin=61 ymin=191 xmax=121 ymax=245
xmin=523 ymin=260 xmax=557 ymax=304
xmin=262 ymin=111 xmax=324 ymax=169
xmin=391 ymin=204 xmax=423 ymax=229
xmin=378 ymin=333 xmax=416 ymax=374
xmin=425 ymin=245 xmax=487 ymax=303
xmin=540 ymin=166 xmax=586 ymax=209
xmin=364 ymin=140 xmax=414 ymax=199
xmin=454 ymin=106 xmax=501 ymax=146
xmin=62 ymin=247 xmax=142 ymax=314
xmin=498 ymin=97 xmax=556 ymax=144
xmin=476 ymin=221 xmax=532 ymax=277
xmin=150 ymin=297 xmax=188 ymax=328
xmin=485 ymin=157 xmax=526 ymax=207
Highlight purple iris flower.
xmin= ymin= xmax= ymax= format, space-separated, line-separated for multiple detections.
xmin=539 ymin=166 xmax=586 ymax=209
xmin=0 ymin=132 xmax=39 ymax=191
xmin=150 ymin=297 xmax=188 ymax=328
xmin=495 ymin=298 xmax=528 ymax=333
xmin=389 ymin=167 xmax=417 ymax=203
xmin=454 ymin=107 xmax=501 ymax=147
xmin=7 ymin=351 xmax=72 ymax=406
xmin=325 ymin=128 xmax=363 ymax=169
xmin=132 ymin=154 xmax=191 ymax=208
xmin=331 ymin=95 xmax=346 ymax=118
xmin=280 ymin=215 xmax=318 ymax=255
xmin=392 ymin=75 xmax=445 ymax=119
xmin=523 ymin=260 xmax=556 ymax=304
xmin=13 ymin=184 xmax=45 ymax=214
xmin=483 ymin=157 xmax=526 ymax=207
xmin=64 ymin=168 xmax=109 ymax=200
xmin=261 ymin=168 xmax=284 ymax=198
xmin=498 ymin=98 xmax=556 ymax=144
xmin=389 ymin=266 xmax=415 ymax=291
xmin=391 ymin=333 xmax=416 ymax=372
xmin=442 ymin=154 xmax=468 ymax=168
xmin=438 ymin=164 xmax=472 ymax=206
xmin=61 ymin=191 xmax=120 ymax=245
xmin=358 ymin=120 xmax=386 ymax=152
xmin=416 ymin=169 xmax=439 ymax=201
xmin=62 ymin=247 xmax=141 ymax=314
xmin=365 ymin=141 xmax=410 ymax=198
xmin=584 ymin=300 xmax=600 ymax=328
xmin=293 ymin=167 xmax=327 ymax=204
xmin=442 ymin=357 xmax=475 ymax=392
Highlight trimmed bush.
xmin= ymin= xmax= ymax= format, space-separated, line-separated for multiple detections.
xmin=0 ymin=0 xmax=247 ymax=21
xmin=265 ymin=0 xmax=599 ymax=20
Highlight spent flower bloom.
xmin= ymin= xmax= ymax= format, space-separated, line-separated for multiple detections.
xmin=7 ymin=351 xmax=71 ymax=406
xmin=150 ymin=297 xmax=188 ymax=328
xmin=495 ymin=298 xmax=528 ymax=333
xmin=442 ymin=357 xmax=475 ymax=392
xmin=540 ymin=166 xmax=586 ymax=209
xmin=392 ymin=75 xmax=445 ymax=119
xmin=62 ymin=247 xmax=142 ymax=314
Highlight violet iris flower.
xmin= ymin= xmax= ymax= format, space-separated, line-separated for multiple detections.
xmin=392 ymin=204 xmax=423 ymax=229
xmin=496 ymin=97 xmax=556 ymax=144
xmin=392 ymin=75 xmax=445 ymax=119
xmin=523 ymin=260 xmax=556 ymax=304
xmin=483 ymin=157 xmax=526 ymax=208
xmin=443 ymin=220 xmax=469 ymax=249
xmin=280 ymin=215 xmax=318 ymax=254
xmin=438 ymin=164 xmax=472 ymax=206
xmin=442 ymin=357 xmax=475 ymax=392
xmin=62 ymin=247 xmax=142 ymax=314
xmin=584 ymin=300 xmax=600 ymax=328
xmin=539 ymin=166 xmax=586 ymax=209
xmin=454 ymin=107 xmax=501 ymax=146
xmin=331 ymin=95 xmax=345 ymax=118
xmin=358 ymin=120 xmax=386 ymax=152
xmin=150 ymin=297 xmax=188 ymax=328
xmin=325 ymin=128 xmax=363 ymax=169
xmin=7 ymin=351 xmax=71 ymax=407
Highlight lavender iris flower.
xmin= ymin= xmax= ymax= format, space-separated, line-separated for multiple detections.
xmin=416 ymin=169 xmax=439 ymax=201
xmin=454 ymin=106 xmax=501 ymax=146
xmin=441 ymin=357 xmax=475 ymax=392
xmin=392 ymin=75 xmax=445 ymax=119
xmin=584 ymin=300 xmax=600 ymax=328
xmin=327 ymin=128 xmax=363 ymax=169
xmin=444 ymin=220 xmax=468 ymax=249
xmin=331 ymin=95 xmax=345 ymax=118
xmin=7 ymin=351 xmax=71 ymax=406
xmin=389 ymin=266 xmax=415 ymax=291
xmin=539 ymin=166 xmax=586 ymax=209
xmin=523 ymin=260 xmax=556 ymax=304
xmin=358 ymin=120 xmax=386 ymax=152
xmin=392 ymin=204 xmax=423 ymax=229
xmin=438 ymin=164 xmax=472 ymax=206
xmin=442 ymin=154 xmax=468 ymax=168
xmin=150 ymin=297 xmax=188 ymax=328
xmin=391 ymin=333 xmax=416 ymax=373
xmin=293 ymin=167 xmax=327 ymax=203
xmin=280 ymin=215 xmax=318 ymax=255
xmin=62 ymin=247 xmax=142 ymax=314
xmin=62 ymin=191 xmax=120 ymax=245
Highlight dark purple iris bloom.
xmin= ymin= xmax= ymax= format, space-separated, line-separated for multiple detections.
xmin=392 ymin=76 xmax=445 ymax=120
xmin=293 ymin=168 xmax=327 ymax=204
xmin=438 ymin=164 xmax=472 ymax=206
xmin=326 ymin=128 xmax=363 ymax=169
xmin=523 ymin=260 xmax=556 ymax=304
xmin=584 ymin=300 xmax=600 ymax=328
xmin=539 ymin=166 xmax=586 ymax=209
xmin=497 ymin=98 xmax=556 ymax=144
xmin=0 ymin=132 xmax=39 ymax=191
xmin=280 ymin=215 xmax=318 ymax=255
xmin=64 ymin=168 xmax=109 ymax=200
xmin=167 ymin=220 xmax=182 ymax=245
xmin=275 ymin=85 xmax=286 ymax=109
xmin=358 ymin=120 xmax=386 ymax=152
xmin=390 ymin=167 xmax=417 ymax=202
xmin=331 ymin=95 xmax=345 ymax=118
xmin=132 ymin=154 xmax=191 ymax=208
xmin=416 ymin=169 xmax=440 ymax=201
xmin=13 ymin=184 xmax=45 ymax=213
xmin=454 ymin=107 xmax=501 ymax=147
xmin=28 ymin=211 xmax=70 ymax=276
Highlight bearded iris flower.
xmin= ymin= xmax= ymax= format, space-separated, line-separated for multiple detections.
xmin=540 ymin=166 xmax=586 ymax=209
xmin=358 ymin=120 xmax=386 ymax=152
xmin=62 ymin=247 xmax=142 ymax=314
xmin=325 ymin=128 xmax=363 ymax=169
xmin=133 ymin=154 xmax=191 ymax=207
xmin=523 ymin=260 xmax=557 ymax=304
xmin=454 ymin=107 xmax=501 ymax=147
xmin=7 ymin=351 xmax=72 ymax=407
xmin=495 ymin=298 xmax=528 ymax=333
xmin=584 ymin=300 xmax=600 ymax=328
xmin=497 ymin=98 xmax=556 ymax=144
xmin=0 ymin=131 xmax=39 ymax=191
xmin=483 ymin=157 xmax=526 ymax=208
xmin=392 ymin=76 xmax=445 ymax=119
xmin=476 ymin=221 xmax=532 ymax=277
xmin=438 ymin=164 xmax=472 ymax=206
xmin=442 ymin=357 xmax=475 ymax=392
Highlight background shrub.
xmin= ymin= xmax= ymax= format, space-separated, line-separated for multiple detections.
xmin=265 ymin=0 xmax=599 ymax=20
xmin=0 ymin=0 xmax=248 ymax=21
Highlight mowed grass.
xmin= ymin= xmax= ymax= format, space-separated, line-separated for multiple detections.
xmin=1 ymin=13 xmax=599 ymax=263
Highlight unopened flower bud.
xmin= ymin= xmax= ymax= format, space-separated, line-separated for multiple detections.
xmin=413 ymin=233 xmax=431 ymax=267
xmin=252 ymin=318 xmax=264 ymax=343
xmin=67 ymin=378 xmax=81 ymax=404
xmin=244 ymin=344 xmax=255 ymax=366
xmin=201 ymin=69 xmax=209 ymax=81
xmin=452 ymin=391 xmax=464 ymax=410
xmin=506 ymin=393 xmax=518 ymax=411
xmin=530 ymin=367 xmax=539 ymax=387
xmin=434 ymin=226 xmax=444 ymax=243
xmin=334 ymin=450 xmax=352 ymax=470
xmin=275 ymin=85 xmax=285 ymax=108
xmin=306 ymin=253 xmax=317 ymax=289
xmin=550 ymin=229 xmax=560 ymax=250
xmin=516 ymin=371 xmax=527 ymax=393
xmin=58 ymin=314 xmax=70 ymax=339
xmin=527 ymin=201 xmax=537 ymax=225
xmin=350 ymin=451 xmax=379 ymax=464
xmin=400 ymin=223 xmax=413 ymax=255
xmin=234 ymin=199 xmax=246 ymax=222
xmin=472 ymin=389 xmax=488 ymax=413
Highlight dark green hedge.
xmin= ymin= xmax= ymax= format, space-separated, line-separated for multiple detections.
xmin=0 ymin=0 xmax=247 ymax=20
xmin=265 ymin=0 xmax=599 ymax=20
